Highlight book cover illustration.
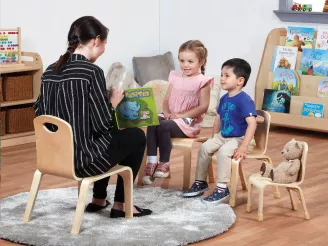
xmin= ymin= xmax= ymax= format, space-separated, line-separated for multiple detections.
xmin=272 ymin=68 xmax=301 ymax=96
xmin=315 ymin=26 xmax=328 ymax=50
xmin=262 ymin=89 xmax=291 ymax=113
xmin=286 ymin=26 xmax=314 ymax=52
xmin=272 ymin=46 xmax=298 ymax=72
xmin=300 ymin=48 xmax=328 ymax=76
xmin=115 ymin=87 xmax=159 ymax=129
xmin=317 ymin=78 xmax=328 ymax=99
xmin=302 ymin=102 xmax=324 ymax=118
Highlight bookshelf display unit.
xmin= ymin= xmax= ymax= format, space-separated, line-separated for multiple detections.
xmin=255 ymin=28 xmax=328 ymax=133
xmin=0 ymin=52 xmax=43 ymax=147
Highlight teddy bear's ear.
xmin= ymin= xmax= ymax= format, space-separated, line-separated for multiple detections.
xmin=291 ymin=138 xmax=296 ymax=142
xmin=295 ymin=141 xmax=302 ymax=149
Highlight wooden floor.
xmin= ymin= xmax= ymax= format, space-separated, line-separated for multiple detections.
xmin=1 ymin=126 xmax=328 ymax=245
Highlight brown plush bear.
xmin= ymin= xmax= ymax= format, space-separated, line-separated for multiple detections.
xmin=260 ymin=139 xmax=303 ymax=184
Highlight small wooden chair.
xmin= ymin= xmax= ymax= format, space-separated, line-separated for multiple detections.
xmin=137 ymin=136 xmax=215 ymax=190
xmin=22 ymin=115 xmax=134 ymax=235
xmin=211 ymin=110 xmax=280 ymax=207
xmin=246 ymin=142 xmax=310 ymax=221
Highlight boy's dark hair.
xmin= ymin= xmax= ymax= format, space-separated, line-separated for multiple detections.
xmin=221 ymin=58 xmax=251 ymax=87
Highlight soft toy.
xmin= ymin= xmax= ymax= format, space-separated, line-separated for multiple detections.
xmin=260 ymin=139 xmax=303 ymax=184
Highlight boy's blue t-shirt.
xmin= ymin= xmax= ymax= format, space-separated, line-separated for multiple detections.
xmin=217 ymin=91 xmax=257 ymax=137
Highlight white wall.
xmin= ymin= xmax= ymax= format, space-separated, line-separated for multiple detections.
xmin=160 ymin=0 xmax=328 ymax=98
xmin=1 ymin=0 xmax=327 ymax=98
xmin=0 ymin=0 xmax=160 ymax=75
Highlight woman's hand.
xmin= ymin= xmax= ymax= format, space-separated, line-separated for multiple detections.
xmin=109 ymin=88 xmax=124 ymax=109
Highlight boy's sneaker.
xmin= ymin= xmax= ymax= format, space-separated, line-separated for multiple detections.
xmin=142 ymin=162 xmax=158 ymax=185
xmin=202 ymin=187 xmax=230 ymax=204
xmin=182 ymin=181 xmax=209 ymax=197
xmin=153 ymin=162 xmax=170 ymax=178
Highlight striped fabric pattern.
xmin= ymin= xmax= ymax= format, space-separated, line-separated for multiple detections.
xmin=33 ymin=54 xmax=115 ymax=177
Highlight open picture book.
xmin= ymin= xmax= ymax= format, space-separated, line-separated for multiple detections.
xmin=115 ymin=87 xmax=159 ymax=129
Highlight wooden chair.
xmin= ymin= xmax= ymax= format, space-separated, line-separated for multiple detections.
xmin=211 ymin=110 xmax=280 ymax=207
xmin=137 ymin=136 xmax=215 ymax=191
xmin=246 ymin=142 xmax=310 ymax=221
xmin=22 ymin=115 xmax=134 ymax=235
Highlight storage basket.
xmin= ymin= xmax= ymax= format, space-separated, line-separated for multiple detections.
xmin=6 ymin=107 xmax=35 ymax=134
xmin=0 ymin=110 xmax=5 ymax=136
xmin=3 ymin=75 xmax=33 ymax=101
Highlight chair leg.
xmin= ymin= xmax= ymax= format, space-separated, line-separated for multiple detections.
xmin=71 ymin=179 xmax=90 ymax=235
xmin=295 ymin=187 xmax=310 ymax=220
xmin=78 ymin=181 xmax=82 ymax=197
xmin=182 ymin=148 xmax=192 ymax=191
xmin=264 ymin=156 xmax=280 ymax=199
xmin=246 ymin=181 xmax=252 ymax=213
xmin=257 ymin=188 xmax=265 ymax=221
xmin=137 ymin=151 xmax=147 ymax=186
xmin=286 ymin=187 xmax=298 ymax=211
xmin=119 ymin=168 xmax=134 ymax=219
xmin=239 ymin=161 xmax=248 ymax=191
xmin=208 ymin=162 xmax=215 ymax=183
xmin=229 ymin=159 xmax=240 ymax=207
xmin=22 ymin=170 xmax=43 ymax=222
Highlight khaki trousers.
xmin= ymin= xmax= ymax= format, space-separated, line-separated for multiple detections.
xmin=195 ymin=132 xmax=255 ymax=183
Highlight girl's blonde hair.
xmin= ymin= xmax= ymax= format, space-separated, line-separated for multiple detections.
xmin=178 ymin=40 xmax=208 ymax=75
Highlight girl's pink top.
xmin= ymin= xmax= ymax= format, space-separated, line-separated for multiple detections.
xmin=163 ymin=70 xmax=214 ymax=137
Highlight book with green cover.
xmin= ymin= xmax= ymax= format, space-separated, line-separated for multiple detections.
xmin=115 ymin=87 xmax=159 ymax=129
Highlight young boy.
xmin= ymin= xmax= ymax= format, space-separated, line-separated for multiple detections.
xmin=182 ymin=58 xmax=257 ymax=204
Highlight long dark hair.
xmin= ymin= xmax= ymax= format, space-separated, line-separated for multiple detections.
xmin=53 ymin=16 xmax=109 ymax=72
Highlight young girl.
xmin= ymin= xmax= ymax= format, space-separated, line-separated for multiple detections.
xmin=143 ymin=40 xmax=213 ymax=185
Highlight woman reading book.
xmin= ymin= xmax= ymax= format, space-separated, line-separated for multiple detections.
xmin=33 ymin=16 xmax=152 ymax=218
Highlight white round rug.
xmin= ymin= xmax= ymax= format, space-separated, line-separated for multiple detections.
xmin=0 ymin=186 xmax=236 ymax=246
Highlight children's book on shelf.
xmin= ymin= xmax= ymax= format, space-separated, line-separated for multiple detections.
xmin=285 ymin=26 xmax=314 ymax=52
xmin=300 ymin=48 xmax=328 ymax=76
xmin=317 ymin=78 xmax=328 ymax=99
xmin=272 ymin=68 xmax=301 ymax=96
xmin=315 ymin=27 xmax=328 ymax=50
xmin=271 ymin=46 xmax=298 ymax=72
xmin=115 ymin=87 xmax=159 ymax=129
xmin=302 ymin=102 xmax=324 ymax=118
xmin=262 ymin=89 xmax=291 ymax=114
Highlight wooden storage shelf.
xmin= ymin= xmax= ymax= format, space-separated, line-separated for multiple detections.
xmin=255 ymin=28 xmax=328 ymax=133
xmin=0 ymin=52 xmax=42 ymax=148
xmin=1 ymin=98 xmax=36 ymax=107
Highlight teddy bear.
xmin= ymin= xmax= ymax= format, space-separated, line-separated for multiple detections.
xmin=260 ymin=138 xmax=303 ymax=184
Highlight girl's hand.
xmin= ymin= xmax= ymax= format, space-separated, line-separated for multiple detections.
xmin=109 ymin=88 xmax=124 ymax=109
xmin=169 ymin=113 xmax=180 ymax=119
xmin=164 ymin=112 xmax=171 ymax=120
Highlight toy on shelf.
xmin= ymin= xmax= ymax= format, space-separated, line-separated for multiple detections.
xmin=301 ymin=4 xmax=312 ymax=11
xmin=291 ymin=3 xmax=312 ymax=12
xmin=291 ymin=2 xmax=302 ymax=11
xmin=0 ymin=27 xmax=24 ymax=68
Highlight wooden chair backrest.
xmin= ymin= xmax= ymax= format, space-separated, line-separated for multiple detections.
xmin=296 ymin=141 xmax=308 ymax=184
xmin=254 ymin=110 xmax=271 ymax=155
xmin=34 ymin=115 xmax=78 ymax=180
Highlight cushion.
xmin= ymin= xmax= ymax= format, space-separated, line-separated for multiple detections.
xmin=106 ymin=62 xmax=140 ymax=90
xmin=133 ymin=52 xmax=175 ymax=86
xmin=206 ymin=75 xmax=221 ymax=116
xmin=143 ymin=80 xmax=169 ymax=114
